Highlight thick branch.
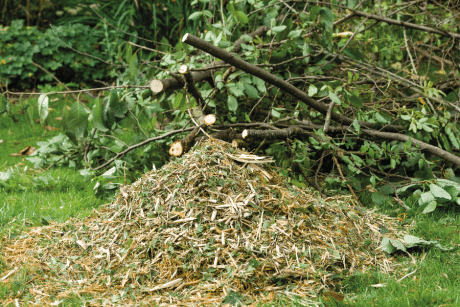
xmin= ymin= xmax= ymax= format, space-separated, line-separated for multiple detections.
xmin=169 ymin=126 xmax=201 ymax=157
xmin=348 ymin=6 xmax=460 ymax=39
xmin=339 ymin=55 xmax=460 ymax=113
xmin=361 ymin=129 xmax=460 ymax=167
xmin=182 ymin=33 xmax=403 ymax=132
xmin=217 ymin=121 xmax=460 ymax=168
xmin=242 ymin=126 xmax=310 ymax=140
xmin=149 ymin=25 xmax=269 ymax=95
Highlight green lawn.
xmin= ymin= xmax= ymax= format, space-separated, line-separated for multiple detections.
xmin=0 ymin=95 xmax=105 ymax=227
xmin=340 ymin=209 xmax=460 ymax=307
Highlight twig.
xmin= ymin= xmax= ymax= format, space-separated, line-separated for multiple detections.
xmin=31 ymin=61 xmax=89 ymax=111
xmin=403 ymin=29 xmax=436 ymax=114
xmin=49 ymin=24 xmax=127 ymax=67
xmin=127 ymin=41 xmax=168 ymax=55
xmin=397 ymin=269 xmax=418 ymax=282
xmin=333 ymin=155 xmax=362 ymax=205
xmin=4 ymin=85 xmax=148 ymax=96
xmin=323 ymin=102 xmax=335 ymax=133
xmin=90 ymin=7 xmax=172 ymax=47
xmin=84 ymin=128 xmax=97 ymax=166
xmin=315 ymin=151 xmax=327 ymax=194
xmin=185 ymin=93 xmax=212 ymax=140
xmin=90 ymin=126 xmax=196 ymax=171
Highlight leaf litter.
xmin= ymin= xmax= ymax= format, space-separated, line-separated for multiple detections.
xmin=0 ymin=138 xmax=411 ymax=306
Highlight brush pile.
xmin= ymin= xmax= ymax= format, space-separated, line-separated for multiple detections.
xmin=1 ymin=138 xmax=408 ymax=306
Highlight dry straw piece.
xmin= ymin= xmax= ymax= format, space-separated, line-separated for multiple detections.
xmin=1 ymin=138 xmax=409 ymax=306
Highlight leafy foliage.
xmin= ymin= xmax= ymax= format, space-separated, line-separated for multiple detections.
xmin=3 ymin=0 xmax=460 ymax=209
xmin=0 ymin=20 xmax=110 ymax=88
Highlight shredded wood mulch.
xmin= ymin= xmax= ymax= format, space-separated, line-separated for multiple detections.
xmin=0 ymin=138 xmax=410 ymax=306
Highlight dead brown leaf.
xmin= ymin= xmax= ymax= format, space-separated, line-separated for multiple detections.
xmin=45 ymin=126 xmax=59 ymax=131
xmin=54 ymin=117 xmax=63 ymax=121
xmin=323 ymin=291 xmax=345 ymax=303
xmin=9 ymin=146 xmax=36 ymax=156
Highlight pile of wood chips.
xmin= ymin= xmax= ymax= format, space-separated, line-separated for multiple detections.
xmin=0 ymin=138 xmax=409 ymax=306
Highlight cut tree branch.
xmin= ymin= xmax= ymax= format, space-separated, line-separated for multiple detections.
xmin=182 ymin=33 xmax=404 ymax=132
xmin=149 ymin=25 xmax=269 ymax=95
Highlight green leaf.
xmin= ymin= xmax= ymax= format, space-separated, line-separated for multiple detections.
xmin=443 ymin=169 xmax=458 ymax=181
xmin=299 ymin=102 xmax=309 ymax=112
xmin=127 ymin=53 xmax=138 ymax=81
xmin=368 ymin=147 xmax=375 ymax=158
xmin=226 ymin=3 xmax=235 ymax=13
xmin=320 ymin=7 xmax=334 ymax=28
xmin=252 ymin=76 xmax=266 ymax=93
xmin=271 ymin=25 xmax=287 ymax=33
xmin=321 ymin=27 xmax=333 ymax=51
xmin=308 ymin=85 xmax=318 ymax=96
xmin=328 ymin=91 xmax=341 ymax=105
xmin=403 ymin=235 xmax=426 ymax=246
xmin=401 ymin=114 xmax=412 ymax=120
xmin=227 ymin=82 xmax=244 ymax=97
xmin=223 ymin=291 xmax=245 ymax=305
xmin=429 ymin=183 xmax=452 ymax=201
xmin=244 ymin=84 xmax=259 ymax=99
xmin=227 ymin=95 xmax=238 ymax=112
xmin=446 ymin=126 xmax=460 ymax=148
xmin=380 ymin=237 xmax=407 ymax=254
xmin=310 ymin=6 xmax=321 ymax=21
xmin=92 ymin=99 xmax=109 ymax=132
xmin=234 ymin=11 xmax=248 ymax=24
xmin=379 ymin=237 xmax=395 ymax=254
xmin=372 ymin=192 xmax=388 ymax=205
xmin=347 ymin=0 xmax=357 ymax=8
xmin=174 ymin=93 xmax=184 ymax=109
xmin=203 ymin=10 xmax=214 ymax=18
xmin=422 ymin=201 xmax=437 ymax=214
xmin=422 ymin=124 xmax=433 ymax=132
xmin=271 ymin=109 xmax=280 ymax=118
xmin=148 ymin=102 xmax=165 ymax=113
xmin=109 ymin=91 xmax=128 ymax=119
xmin=189 ymin=12 xmax=202 ymax=21
xmin=390 ymin=239 xmax=407 ymax=252
xmin=288 ymin=29 xmax=302 ymax=39
xmin=348 ymin=93 xmax=363 ymax=108
xmin=64 ymin=101 xmax=89 ymax=145
xmin=352 ymin=118 xmax=360 ymax=134
xmin=103 ymin=101 xmax=115 ymax=129
xmin=374 ymin=112 xmax=387 ymax=124
xmin=419 ymin=191 xmax=435 ymax=206
xmin=38 ymin=94 xmax=49 ymax=125
xmin=244 ymin=112 xmax=251 ymax=122
xmin=443 ymin=185 xmax=459 ymax=199
xmin=0 ymin=94 xmax=6 ymax=111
